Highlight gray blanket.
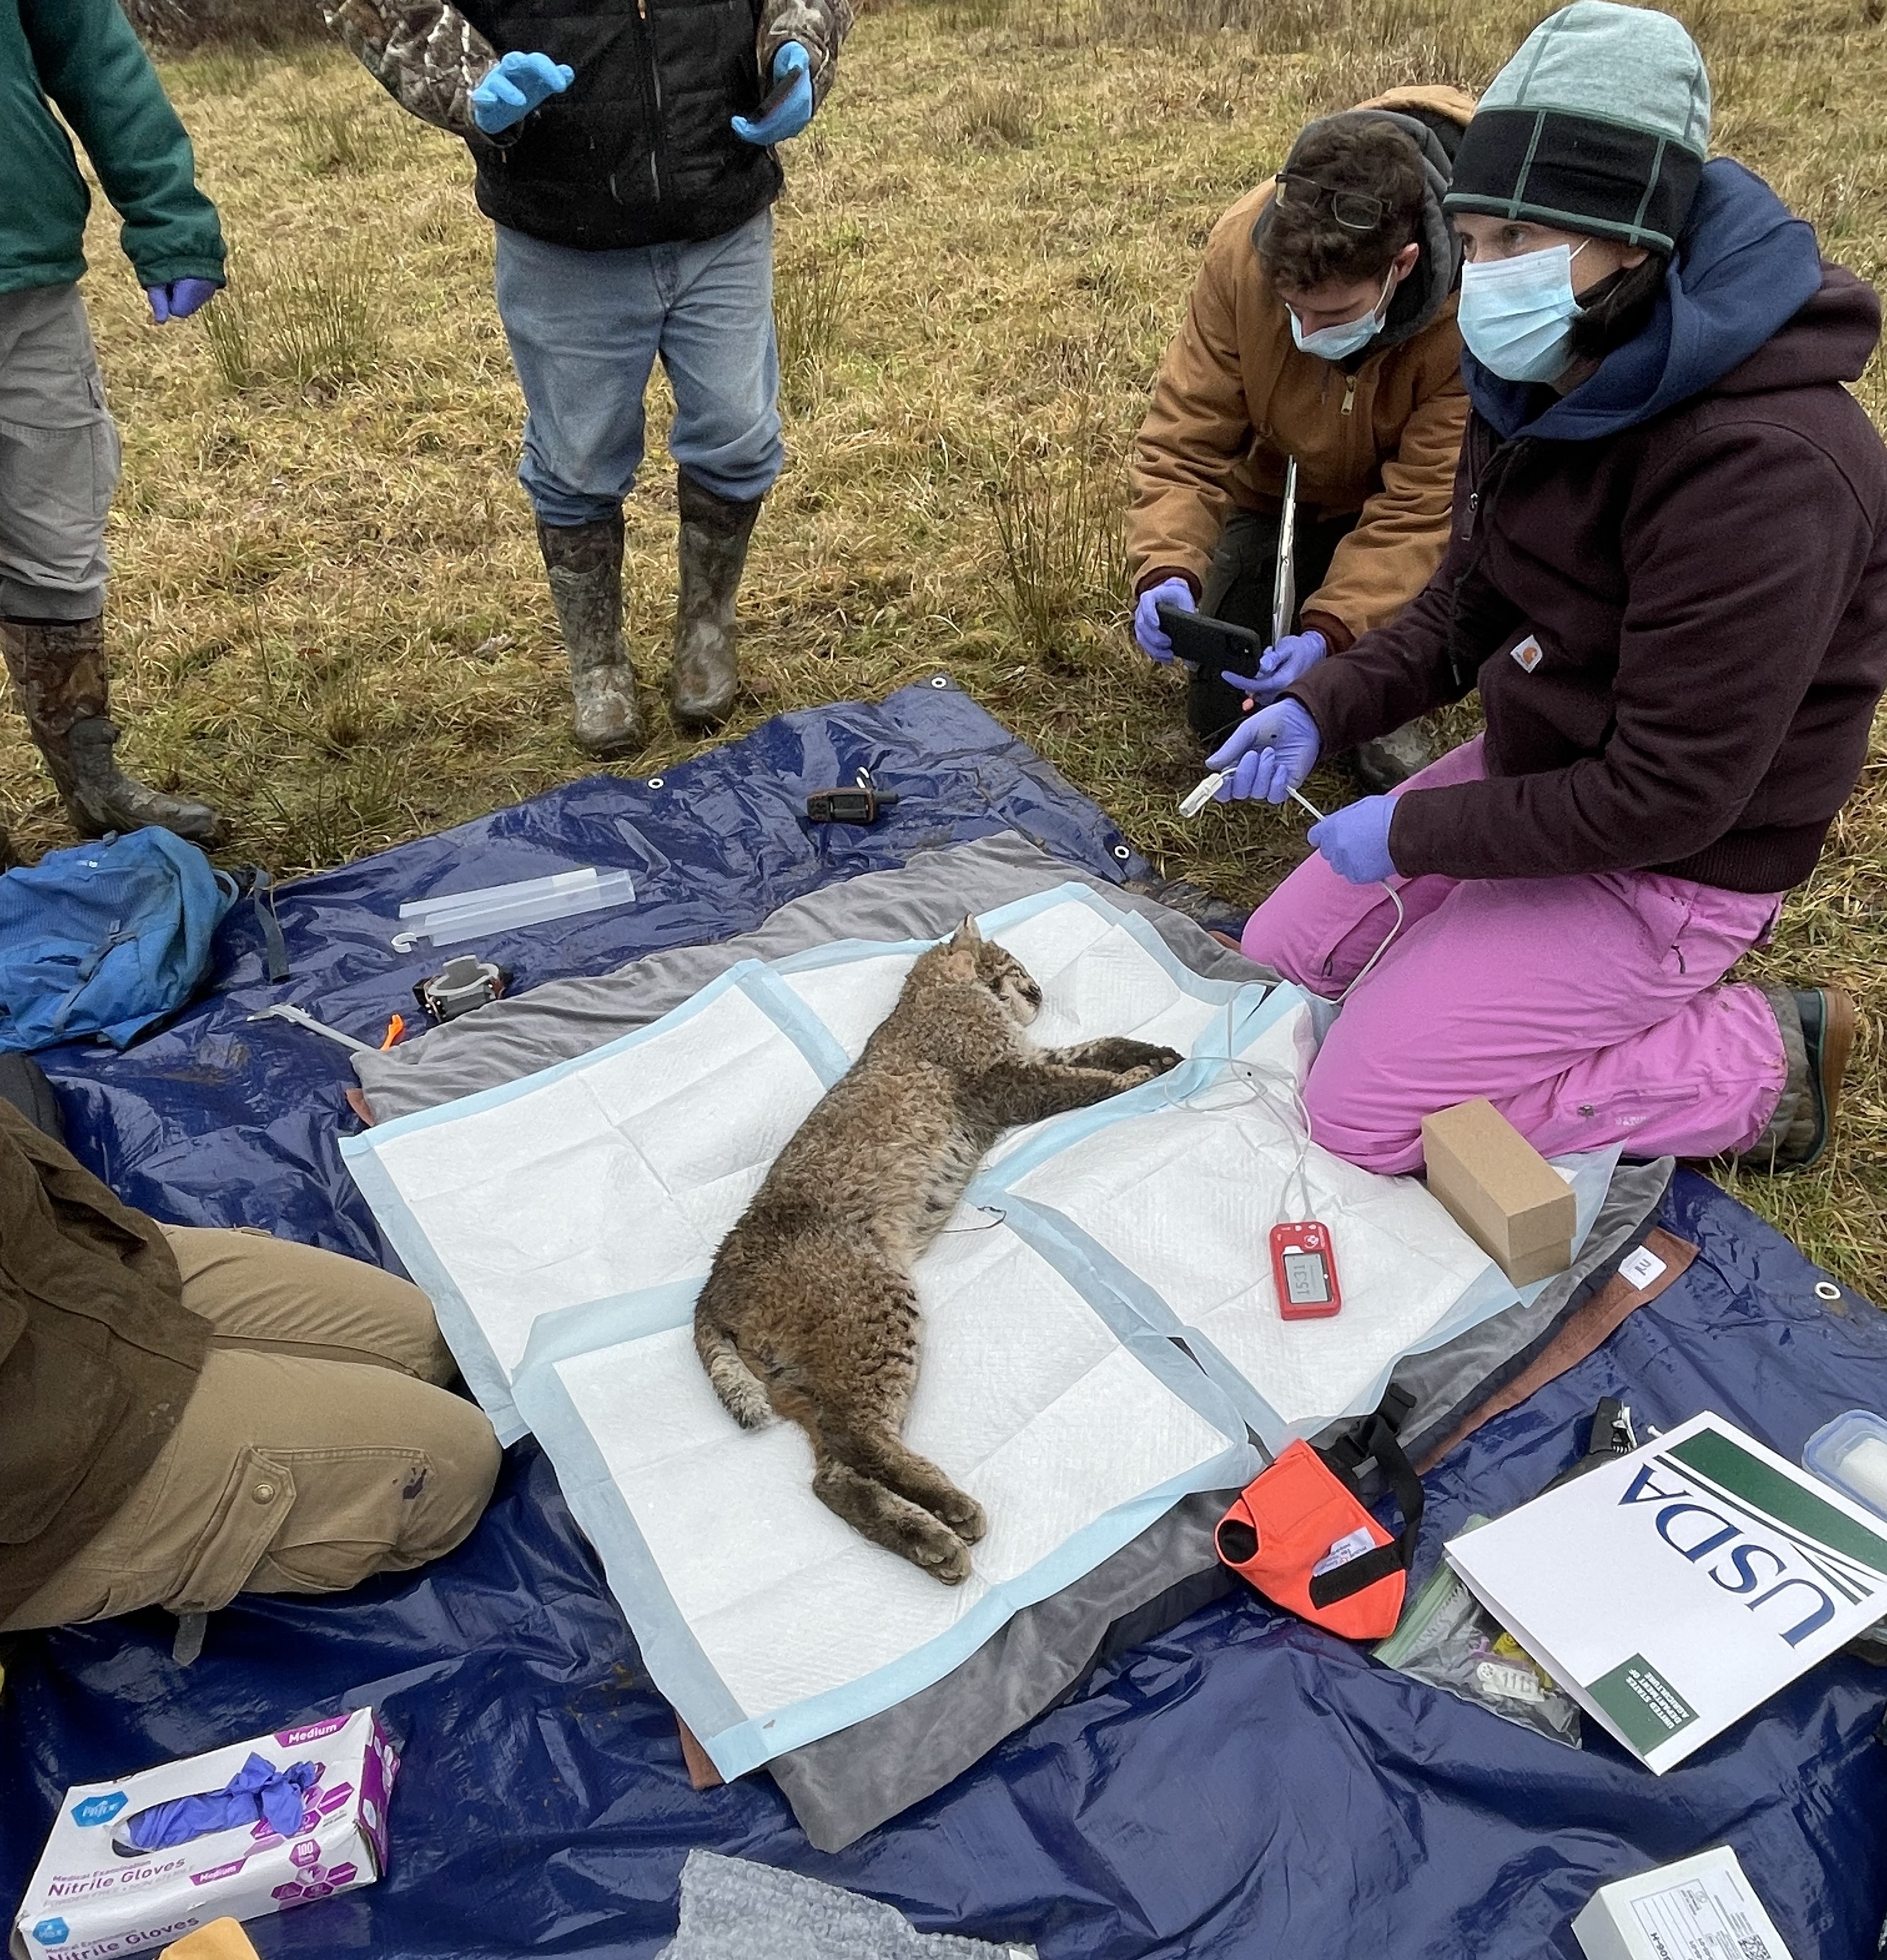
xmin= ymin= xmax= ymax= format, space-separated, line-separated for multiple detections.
xmin=354 ymin=833 xmax=1266 ymax=1121
xmin=656 ymin=1850 xmax=1030 ymax=1959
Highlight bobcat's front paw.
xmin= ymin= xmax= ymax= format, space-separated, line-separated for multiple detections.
xmin=1117 ymin=1046 xmax=1184 ymax=1088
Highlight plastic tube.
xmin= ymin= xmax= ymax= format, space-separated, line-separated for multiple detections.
xmin=399 ymin=867 xmax=605 ymax=922
xmin=391 ymin=869 xmax=635 ymax=950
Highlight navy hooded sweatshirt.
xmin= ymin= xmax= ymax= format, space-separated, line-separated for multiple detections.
xmin=1289 ymin=160 xmax=1887 ymax=892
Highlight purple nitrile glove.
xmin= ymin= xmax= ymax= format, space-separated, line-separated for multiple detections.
xmin=1134 ymin=576 xmax=1196 ymax=663
xmin=1308 ymin=794 xmax=1398 ymax=884
xmin=110 ymin=1756 xmax=318 ymax=1855
xmin=145 ymin=278 xmax=220 ymax=324
xmin=471 ymin=50 xmax=573 ymax=135
xmin=732 ymin=41 xmax=813 ymax=145
xmin=1221 ymin=628 xmax=1327 ymax=705
xmin=1207 ymin=699 xmax=1320 ymax=804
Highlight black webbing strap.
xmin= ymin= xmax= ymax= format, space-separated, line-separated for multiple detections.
xmin=1307 ymin=1409 xmax=1425 ymax=1609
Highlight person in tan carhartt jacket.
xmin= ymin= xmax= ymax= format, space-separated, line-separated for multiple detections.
xmin=1130 ymin=85 xmax=1475 ymax=787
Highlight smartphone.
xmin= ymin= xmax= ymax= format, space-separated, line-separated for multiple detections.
xmin=1156 ymin=603 xmax=1266 ymax=673
xmin=1270 ymin=1221 xmax=1342 ymax=1320
xmin=753 ymin=67 xmax=800 ymax=122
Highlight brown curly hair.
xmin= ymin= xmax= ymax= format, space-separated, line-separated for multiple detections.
xmin=1259 ymin=119 xmax=1428 ymax=297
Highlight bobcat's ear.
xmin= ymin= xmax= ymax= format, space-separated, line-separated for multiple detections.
xmin=950 ymin=914 xmax=983 ymax=947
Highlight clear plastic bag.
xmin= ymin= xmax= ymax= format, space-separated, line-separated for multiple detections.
xmin=1374 ymin=1518 xmax=1582 ymax=1747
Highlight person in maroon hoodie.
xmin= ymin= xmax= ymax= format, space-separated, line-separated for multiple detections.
xmin=1206 ymin=1 xmax=1886 ymax=1176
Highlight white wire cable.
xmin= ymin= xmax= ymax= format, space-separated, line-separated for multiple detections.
xmin=1281 ymin=787 xmax=1405 ymax=1003
xmin=1179 ymin=773 xmax=1405 ymax=1005
xmin=1160 ymin=995 xmax=1317 ymax=1225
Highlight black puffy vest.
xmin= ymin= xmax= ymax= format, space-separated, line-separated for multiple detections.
xmin=456 ymin=0 xmax=783 ymax=250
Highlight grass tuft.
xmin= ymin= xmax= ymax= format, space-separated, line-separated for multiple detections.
xmin=285 ymin=90 xmax=388 ymax=175
xmin=204 ymin=253 xmax=384 ymax=393
xmin=942 ymin=80 xmax=1043 ymax=147
xmin=774 ymin=251 xmax=854 ymax=411
xmin=990 ymin=434 xmax=1124 ymax=662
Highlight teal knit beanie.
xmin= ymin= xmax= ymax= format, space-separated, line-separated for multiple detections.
xmin=1446 ymin=1 xmax=1712 ymax=253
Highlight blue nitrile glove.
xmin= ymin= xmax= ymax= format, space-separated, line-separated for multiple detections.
xmin=145 ymin=278 xmax=219 ymax=324
xmin=732 ymin=42 xmax=813 ymax=145
xmin=1221 ymin=628 xmax=1327 ymax=705
xmin=1207 ymin=699 xmax=1320 ymax=803
xmin=1308 ymin=794 xmax=1398 ymax=884
xmin=112 ymin=1755 xmax=318 ymax=1855
xmin=471 ymin=51 xmax=573 ymax=135
xmin=1134 ymin=577 xmax=1196 ymax=663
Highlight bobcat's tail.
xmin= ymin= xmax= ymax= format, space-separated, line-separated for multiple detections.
xmin=694 ymin=1315 xmax=775 ymax=1430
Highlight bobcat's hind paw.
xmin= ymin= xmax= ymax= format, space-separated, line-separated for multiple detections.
xmin=900 ymin=1513 xmax=976 ymax=1585
xmin=935 ymin=1490 xmax=987 ymax=1545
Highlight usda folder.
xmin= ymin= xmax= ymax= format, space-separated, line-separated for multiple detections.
xmin=1443 ymin=1410 xmax=1887 ymax=1772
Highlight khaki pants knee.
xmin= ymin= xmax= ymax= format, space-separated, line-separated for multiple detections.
xmin=2 ymin=1231 xmax=500 ymax=1631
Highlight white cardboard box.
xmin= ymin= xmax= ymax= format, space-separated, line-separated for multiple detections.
xmin=1571 ymin=1846 xmax=1795 ymax=1960
xmin=11 ymin=1707 xmax=396 ymax=1960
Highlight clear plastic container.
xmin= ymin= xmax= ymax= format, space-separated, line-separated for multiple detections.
xmin=391 ymin=868 xmax=635 ymax=950
xmin=1801 ymin=1410 xmax=1887 ymax=1521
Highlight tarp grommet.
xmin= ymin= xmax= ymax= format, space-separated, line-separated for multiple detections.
xmin=1814 ymin=1280 xmax=1842 ymax=1301
xmin=646 ymin=777 xmax=664 ymax=790
xmin=1113 ymin=844 xmax=1131 ymax=861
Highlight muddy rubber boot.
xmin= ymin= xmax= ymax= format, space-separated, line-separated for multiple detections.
xmin=1351 ymin=718 xmax=1439 ymax=794
xmin=1736 ymin=987 xmax=1858 ymax=1172
xmin=537 ymin=513 xmax=645 ymax=758
xmin=668 ymin=470 xmax=762 ymax=731
xmin=1 ymin=616 xmax=226 ymax=846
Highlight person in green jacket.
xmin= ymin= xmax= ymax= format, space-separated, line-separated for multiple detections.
xmin=1 ymin=0 xmax=228 ymax=868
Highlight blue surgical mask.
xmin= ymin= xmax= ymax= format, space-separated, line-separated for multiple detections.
xmin=1289 ymin=266 xmax=1397 ymax=363
xmin=1457 ymin=242 xmax=1588 ymax=383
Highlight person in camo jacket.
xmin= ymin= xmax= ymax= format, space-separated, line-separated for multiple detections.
xmin=321 ymin=0 xmax=853 ymax=757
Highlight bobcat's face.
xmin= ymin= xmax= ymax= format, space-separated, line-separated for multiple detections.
xmin=977 ymin=942 xmax=1043 ymax=1026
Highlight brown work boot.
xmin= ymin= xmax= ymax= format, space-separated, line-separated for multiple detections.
xmin=1 ymin=615 xmax=226 ymax=846
xmin=1737 ymin=987 xmax=1858 ymax=1172
xmin=1351 ymin=717 xmax=1440 ymax=794
xmin=537 ymin=513 xmax=645 ymax=758
xmin=668 ymin=470 xmax=762 ymax=731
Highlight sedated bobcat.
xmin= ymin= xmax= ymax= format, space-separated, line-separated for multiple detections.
xmin=693 ymin=915 xmax=1183 ymax=1584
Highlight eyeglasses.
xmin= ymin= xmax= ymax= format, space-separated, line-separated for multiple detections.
xmin=1274 ymin=172 xmax=1388 ymax=233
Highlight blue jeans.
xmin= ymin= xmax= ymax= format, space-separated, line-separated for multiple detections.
xmin=494 ymin=212 xmax=784 ymax=527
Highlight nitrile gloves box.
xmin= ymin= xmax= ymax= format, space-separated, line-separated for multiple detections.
xmin=11 ymin=1707 xmax=396 ymax=1960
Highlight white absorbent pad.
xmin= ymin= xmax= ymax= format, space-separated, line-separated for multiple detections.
xmin=343 ymin=885 xmax=1256 ymax=1441
xmin=343 ymin=884 xmax=1614 ymax=1777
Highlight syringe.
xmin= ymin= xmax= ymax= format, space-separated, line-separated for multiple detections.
xmin=1179 ymin=772 xmax=1327 ymax=823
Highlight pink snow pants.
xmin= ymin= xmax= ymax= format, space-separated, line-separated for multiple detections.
xmin=1242 ymin=736 xmax=1790 ymax=1174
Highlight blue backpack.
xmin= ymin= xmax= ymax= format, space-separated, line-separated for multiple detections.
xmin=0 ymin=829 xmax=280 ymax=1052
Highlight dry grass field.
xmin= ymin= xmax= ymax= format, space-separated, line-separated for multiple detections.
xmin=7 ymin=0 xmax=1886 ymax=1293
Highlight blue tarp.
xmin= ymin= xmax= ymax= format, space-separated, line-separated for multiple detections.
xmin=4 ymin=681 xmax=1885 ymax=1959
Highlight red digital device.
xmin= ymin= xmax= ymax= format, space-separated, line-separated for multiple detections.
xmin=1270 ymin=1221 xmax=1342 ymax=1320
